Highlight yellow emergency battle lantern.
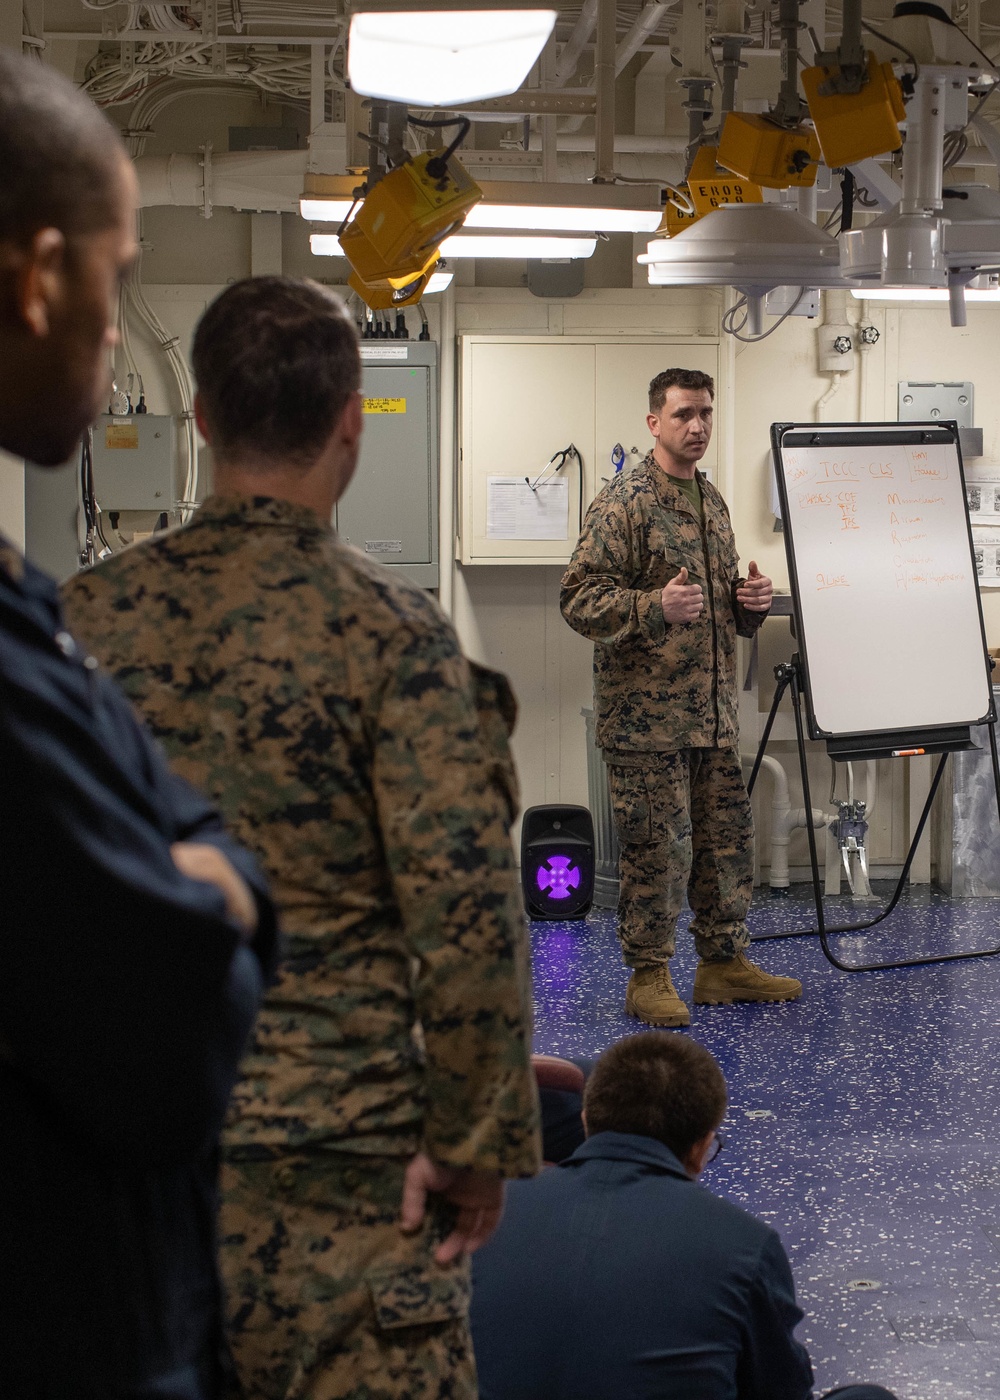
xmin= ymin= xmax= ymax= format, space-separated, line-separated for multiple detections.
xmin=716 ymin=112 xmax=821 ymax=189
xmin=347 ymin=251 xmax=440 ymax=310
xmin=673 ymin=147 xmax=764 ymax=228
xmin=339 ymin=148 xmax=482 ymax=292
xmin=801 ymin=54 xmax=906 ymax=168
xmin=660 ymin=199 xmax=700 ymax=238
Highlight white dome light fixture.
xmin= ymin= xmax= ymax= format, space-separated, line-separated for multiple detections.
xmin=638 ymin=203 xmax=849 ymax=334
xmin=843 ymin=180 xmax=1000 ymax=326
xmin=838 ymin=3 xmax=999 ymax=324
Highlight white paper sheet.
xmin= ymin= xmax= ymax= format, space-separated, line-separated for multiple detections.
xmin=964 ymin=464 xmax=1000 ymax=522
xmin=972 ymin=525 xmax=1000 ymax=587
xmin=486 ymin=476 xmax=570 ymax=541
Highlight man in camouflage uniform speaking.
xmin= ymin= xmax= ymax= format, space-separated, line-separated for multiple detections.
xmin=62 ymin=276 xmax=541 ymax=1400
xmin=560 ymin=368 xmax=801 ymax=1027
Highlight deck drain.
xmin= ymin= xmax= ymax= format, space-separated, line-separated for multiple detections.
xmin=744 ymin=1109 xmax=775 ymax=1120
xmin=847 ymin=1279 xmax=882 ymax=1292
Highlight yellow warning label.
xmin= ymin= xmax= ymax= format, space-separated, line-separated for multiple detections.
xmin=105 ymin=422 xmax=140 ymax=449
xmin=363 ymin=397 xmax=406 ymax=415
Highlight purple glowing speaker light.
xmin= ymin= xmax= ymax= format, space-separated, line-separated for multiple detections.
xmin=535 ymin=854 xmax=582 ymax=901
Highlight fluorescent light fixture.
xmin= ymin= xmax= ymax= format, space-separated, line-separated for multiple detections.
xmin=464 ymin=204 xmax=659 ymax=234
xmin=310 ymin=232 xmax=597 ymax=259
xmin=440 ymin=233 xmax=596 ymax=258
xmin=302 ymin=178 xmax=663 ymax=234
xmin=347 ymin=4 xmax=557 ymax=107
xmin=300 ymin=174 xmax=364 ymax=226
xmin=311 ymin=234 xmax=347 ymax=256
xmin=850 ymin=287 xmax=1000 ymax=302
xmin=424 ymin=270 xmax=454 ymax=292
xmin=301 ymin=198 xmax=356 ymax=222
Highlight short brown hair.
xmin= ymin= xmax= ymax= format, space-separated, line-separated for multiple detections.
xmin=583 ymin=1033 xmax=727 ymax=1159
xmin=192 ymin=276 xmax=361 ymax=469
xmin=649 ymin=368 xmax=715 ymax=414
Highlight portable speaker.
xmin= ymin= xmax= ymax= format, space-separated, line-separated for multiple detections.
xmin=520 ymin=804 xmax=595 ymax=921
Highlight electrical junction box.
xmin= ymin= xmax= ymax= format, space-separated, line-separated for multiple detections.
xmin=766 ymin=285 xmax=821 ymax=318
xmin=90 ymin=413 xmax=176 ymax=512
xmin=336 ymin=341 xmax=439 ymax=589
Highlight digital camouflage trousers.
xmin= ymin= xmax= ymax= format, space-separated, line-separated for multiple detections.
xmin=606 ymin=746 xmax=753 ymax=968
xmin=219 ymin=1153 xmax=475 ymax=1400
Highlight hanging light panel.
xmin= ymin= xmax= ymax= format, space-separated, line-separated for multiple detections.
xmin=347 ymin=2 xmax=557 ymax=107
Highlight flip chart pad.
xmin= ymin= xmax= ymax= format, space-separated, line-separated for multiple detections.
xmin=773 ymin=423 xmax=992 ymax=740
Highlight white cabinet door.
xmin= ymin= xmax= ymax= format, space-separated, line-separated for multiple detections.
xmin=459 ymin=337 xmax=722 ymax=564
xmin=460 ymin=340 xmax=596 ymax=564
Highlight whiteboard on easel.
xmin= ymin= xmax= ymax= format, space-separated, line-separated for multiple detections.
xmin=772 ymin=422 xmax=993 ymax=740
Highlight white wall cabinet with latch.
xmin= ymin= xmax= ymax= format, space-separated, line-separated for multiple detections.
xmin=458 ymin=335 xmax=722 ymax=565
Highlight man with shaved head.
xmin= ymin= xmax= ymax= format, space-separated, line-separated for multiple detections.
xmin=0 ymin=49 xmax=277 ymax=1400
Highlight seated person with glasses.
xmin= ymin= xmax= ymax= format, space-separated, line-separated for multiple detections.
xmin=470 ymin=1033 xmax=898 ymax=1400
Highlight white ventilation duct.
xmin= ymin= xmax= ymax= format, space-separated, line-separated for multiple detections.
xmin=135 ymin=150 xmax=309 ymax=214
xmin=135 ymin=148 xmax=684 ymax=213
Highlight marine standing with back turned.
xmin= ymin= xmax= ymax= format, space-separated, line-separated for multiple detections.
xmin=0 ymin=51 xmax=278 ymax=1400
xmin=560 ymin=368 xmax=802 ymax=1026
xmin=62 ymin=276 xmax=541 ymax=1400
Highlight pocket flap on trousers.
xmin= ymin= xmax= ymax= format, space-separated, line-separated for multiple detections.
xmin=368 ymin=1262 xmax=471 ymax=1331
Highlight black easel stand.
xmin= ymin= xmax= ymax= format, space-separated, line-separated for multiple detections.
xmin=746 ymin=656 xmax=1000 ymax=973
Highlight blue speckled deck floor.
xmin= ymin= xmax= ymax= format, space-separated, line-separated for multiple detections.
xmin=529 ymin=884 xmax=1000 ymax=1400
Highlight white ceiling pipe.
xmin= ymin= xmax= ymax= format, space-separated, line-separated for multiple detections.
xmin=528 ymin=132 xmax=686 ymax=152
xmin=615 ymin=3 xmax=670 ymax=75
xmin=555 ymin=149 xmax=684 ymax=183
xmin=135 ymin=150 xmax=308 ymax=213
xmin=554 ymin=0 xmax=599 ymax=85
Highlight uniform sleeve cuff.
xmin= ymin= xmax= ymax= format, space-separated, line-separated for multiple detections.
xmin=638 ymin=589 xmax=666 ymax=641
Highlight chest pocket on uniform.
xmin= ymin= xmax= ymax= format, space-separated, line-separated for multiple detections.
xmin=649 ymin=513 xmax=705 ymax=585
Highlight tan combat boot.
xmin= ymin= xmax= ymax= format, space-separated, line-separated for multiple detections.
xmin=625 ymin=965 xmax=691 ymax=1027
xmin=693 ymin=953 xmax=802 ymax=1005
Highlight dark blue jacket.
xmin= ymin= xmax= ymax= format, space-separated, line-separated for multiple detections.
xmin=0 ymin=541 xmax=279 ymax=1399
xmin=471 ymin=1130 xmax=814 ymax=1400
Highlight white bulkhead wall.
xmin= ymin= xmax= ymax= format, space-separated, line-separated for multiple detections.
xmin=53 ymin=54 xmax=1000 ymax=885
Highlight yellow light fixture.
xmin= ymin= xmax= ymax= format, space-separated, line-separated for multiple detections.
xmin=347 ymin=0 xmax=557 ymax=107
xmin=802 ymin=53 xmax=905 ymax=168
xmin=685 ymin=146 xmax=764 ymax=219
xmin=337 ymin=149 xmax=482 ymax=290
xmin=716 ymin=113 xmax=821 ymax=190
xmin=348 ymin=254 xmax=440 ymax=309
